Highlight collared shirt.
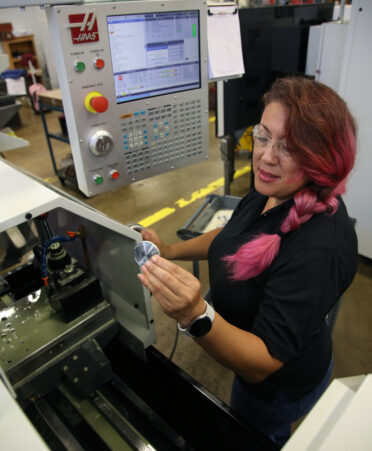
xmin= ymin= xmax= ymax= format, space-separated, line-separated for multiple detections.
xmin=208 ymin=188 xmax=358 ymax=400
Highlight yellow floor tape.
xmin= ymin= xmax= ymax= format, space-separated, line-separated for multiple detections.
xmin=139 ymin=164 xmax=251 ymax=228
xmin=138 ymin=207 xmax=177 ymax=229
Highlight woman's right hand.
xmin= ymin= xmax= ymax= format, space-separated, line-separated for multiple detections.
xmin=141 ymin=228 xmax=172 ymax=259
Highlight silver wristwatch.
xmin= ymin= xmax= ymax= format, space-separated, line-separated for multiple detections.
xmin=177 ymin=301 xmax=215 ymax=338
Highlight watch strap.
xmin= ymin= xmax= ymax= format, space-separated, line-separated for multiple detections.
xmin=177 ymin=300 xmax=215 ymax=337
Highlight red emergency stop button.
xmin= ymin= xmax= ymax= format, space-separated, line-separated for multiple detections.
xmin=85 ymin=91 xmax=109 ymax=113
xmin=110 ymin=169 xmax=120 ymax=180
xmin=94 ymin=58 xmax=105 ymax=70
xmin=90 ymin=95 xmax=109 ymax=113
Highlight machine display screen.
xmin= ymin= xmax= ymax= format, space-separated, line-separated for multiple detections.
xmin=107 ymin=11 xmax=201 ymax=103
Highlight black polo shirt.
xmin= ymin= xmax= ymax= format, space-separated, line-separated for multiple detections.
xmin=208 ymin=189 xmax=358 ymax=400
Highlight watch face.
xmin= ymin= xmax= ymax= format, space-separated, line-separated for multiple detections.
xmin=189 ymin=317 xmax=212 ymax=337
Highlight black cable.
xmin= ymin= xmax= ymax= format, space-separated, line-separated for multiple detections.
xmin=168 ymin=290 xmax=213 ymax=361
xmin=168 ymin=323 xmax=179 ymax=361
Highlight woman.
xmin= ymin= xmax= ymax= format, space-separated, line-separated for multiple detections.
xmin=137 ymin=77 xmax=358 ymax=446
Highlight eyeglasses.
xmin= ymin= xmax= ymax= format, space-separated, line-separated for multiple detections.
xmin=252 ymin=124 xmax=289 ymax=154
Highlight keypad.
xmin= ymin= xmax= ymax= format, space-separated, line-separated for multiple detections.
xmin=121 ymin=100 xmax=203 ymax=175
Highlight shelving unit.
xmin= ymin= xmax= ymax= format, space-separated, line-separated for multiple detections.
xmin=1 ymin=35 xmax=43 ymax=83
xmin=38 ymin=89 xmax=79 ymax=192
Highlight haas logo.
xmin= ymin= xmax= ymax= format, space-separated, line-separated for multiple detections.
xmin=68 ymin=12 xmax=99 ymax=44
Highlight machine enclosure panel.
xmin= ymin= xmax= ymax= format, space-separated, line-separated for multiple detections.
xmin=339 ymin=0 xmax=372 ymax=259
xmin=305 ymin=22 xmax=348 ymax=92
xmin=0 ymin=160 xmax=156 ymax=350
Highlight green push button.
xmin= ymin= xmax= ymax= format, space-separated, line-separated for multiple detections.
xmin=74 ymin=61 xmax=86 ymax=73
xmin=93 ymin=175 xmax=103 ymax=185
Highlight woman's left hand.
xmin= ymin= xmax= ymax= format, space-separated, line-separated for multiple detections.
xmin=138 ymin=256 xmax=206 ymax=327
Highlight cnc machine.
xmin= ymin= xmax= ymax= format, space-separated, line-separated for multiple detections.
xmin=0 ymin=1 xmax=278 ymax=449
xmin=0 ymin=160 xmax=279 ymax=450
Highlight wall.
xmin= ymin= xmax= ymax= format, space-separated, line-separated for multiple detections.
xmin=0 ymin=6 xmax=59 ymax=89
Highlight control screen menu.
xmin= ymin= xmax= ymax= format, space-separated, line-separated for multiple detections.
xmin=107 ymin=11 xmax=201 ymax=103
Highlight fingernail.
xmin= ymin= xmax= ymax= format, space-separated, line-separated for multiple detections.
xmin=151 ymin=255 xmax=158 ymax=263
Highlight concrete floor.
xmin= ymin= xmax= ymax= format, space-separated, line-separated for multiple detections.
xmin=3 ymin=104 xmax=372 ymax=419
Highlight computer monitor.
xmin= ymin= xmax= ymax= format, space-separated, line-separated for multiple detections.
xmin=107 ymin=11 xmax=201 ymax=104
xmin=47 ymin=1 xmax=208 ymax=197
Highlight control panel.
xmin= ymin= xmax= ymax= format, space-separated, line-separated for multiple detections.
xmin=46 ymin=1 xmax=209 ymax=197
